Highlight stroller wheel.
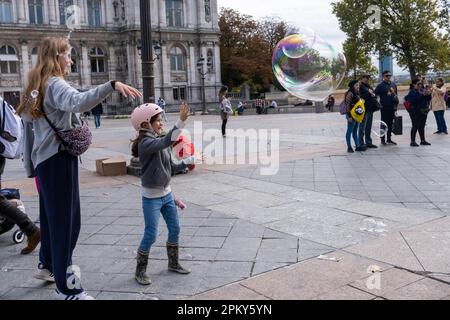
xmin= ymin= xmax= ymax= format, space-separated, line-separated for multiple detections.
xmin=13 ymin=230 xmax=25 ymax=244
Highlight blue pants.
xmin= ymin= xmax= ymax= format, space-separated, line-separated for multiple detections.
xmin=346 ymin=115 xmax=360 ymax=148
xmin=93 ymin=114 xmax=101 ymax=128
xmin=139 ymin=193 xmax=180 ymax=253
xmin=36 ymin=151 xmax=83 ymax=296
xmin=434 ymin=111 xmax=447 ymax=133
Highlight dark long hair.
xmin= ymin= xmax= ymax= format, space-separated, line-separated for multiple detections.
xmin=130 ymin=113 xmax=161 ymax=158
xmin=345 ymin=80 xmax=360 ymax=105
xmin=219 ymin=85 xmax=228 ymax=103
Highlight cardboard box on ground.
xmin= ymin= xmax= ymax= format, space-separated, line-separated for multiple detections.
xmin=96 ymin=156 xmax=127 ymax=176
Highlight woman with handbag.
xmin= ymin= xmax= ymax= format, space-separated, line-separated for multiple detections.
xmin=17 ymin=37 xmax=141 ymax=300
xmin=344 ymin=80 xmax=365 ymax=153
xmin=405 ymin=78 xmax=432 ymax=147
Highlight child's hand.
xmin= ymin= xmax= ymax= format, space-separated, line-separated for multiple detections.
xmin=180 ymin=102 xmax=190 ymax=122
xmin=196 ymin=152 xmax=206 ymax=164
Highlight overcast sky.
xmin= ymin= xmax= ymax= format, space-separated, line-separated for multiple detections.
xmin=217 ymin=0 xmax=345 ymax=51
xmin=217 ymin=0 xmax=407 ymax=75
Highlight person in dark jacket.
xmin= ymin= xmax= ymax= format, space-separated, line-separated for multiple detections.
xmin=359 ymin=74 xmax=379 ymax=148
xmin=91 ymin=102 xmax=103 ymax=129
xmin=405 ymin=78 xmax=432 ymax=147
xmin=326 ymin=95 xmax=335 ymax=112
xmin=375 ymin=71 xmax=399 ymax=145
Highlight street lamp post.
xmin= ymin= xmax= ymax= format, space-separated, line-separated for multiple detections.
xmin=139 ymin=0 xmax=155 ymax=104
xmin=197 ymin=55 xmax=212 ymax=115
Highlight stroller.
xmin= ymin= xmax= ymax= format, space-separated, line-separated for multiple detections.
xmin=0 ymin=188 xmax=25 ymax=244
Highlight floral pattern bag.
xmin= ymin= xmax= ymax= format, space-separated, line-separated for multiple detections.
xmin=43 ymin=113 xmax=92 ymax=157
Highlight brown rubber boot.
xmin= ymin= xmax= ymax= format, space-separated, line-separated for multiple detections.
xmin=167 ymin=243 xmax=190 ymax=274
xmin=21 ymin=227 xmax=41 ymax=255
xmin=135 ymin=251 xmax=151 ymax=285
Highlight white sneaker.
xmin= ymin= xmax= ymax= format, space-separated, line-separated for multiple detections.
xmin=53 ymin=289 xmax=95 ymax=300
xmin=35 ymin=267 xmax=55 ymax=282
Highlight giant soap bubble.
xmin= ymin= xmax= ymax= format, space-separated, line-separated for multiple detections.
xmin=273 ymin=28 xmax=347 ymax=101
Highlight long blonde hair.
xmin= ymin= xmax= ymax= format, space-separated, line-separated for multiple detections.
xmin=17 ymin=37 xmax=70 ymax=118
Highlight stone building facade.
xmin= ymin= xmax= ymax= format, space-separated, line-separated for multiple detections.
xmin=0 ymin=0 xmax=222 ymax=113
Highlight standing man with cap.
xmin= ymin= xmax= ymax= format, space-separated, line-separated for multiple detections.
xmin=359 ymin=73 xmax=379 ymax=148
xmin=375 ymin=71 xmax=399 ymax=145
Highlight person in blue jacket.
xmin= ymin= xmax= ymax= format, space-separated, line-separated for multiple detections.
xmin=375 ymin=71 xmax=399 ymax=145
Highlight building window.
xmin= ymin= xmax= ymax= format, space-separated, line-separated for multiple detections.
xmin=207 ymin=49 xmax=214 ymax=72
xmin=90 ymin=47 xmax=105 ymax=73
xmin=87 ymin=0 xmax=101 ymax=27
xmin=166 ymin=0 xmax=183 ymax=27
xmin=0 ymin=45 xmax=18 ymax=74
xmin=170 ymin=47 xmax=185 ymax=71
xmin=59 ymin=0 xmax=74 ymax=25
xmin=31 ymin=47 xmax=38 ymax=68
xmin=0 ymin=0 xmax=12 ymax=23
xmin=29 ymin=0 xmax=43 ymax=24
xmin=173 ymin=86 xmax=186 ymax=101
xmin=70 ymin=47 xmax=78 ymax=73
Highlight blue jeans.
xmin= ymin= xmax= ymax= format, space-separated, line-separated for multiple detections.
xmin=434 ymin=111 xmax=447 ymax=133
xmin=139 ymin=193 xmax=180 ymax=253
xmin=346 ymin=114 xmax=360 ymax=148
xmin=93 ymin=114 xmax=101 ymax=128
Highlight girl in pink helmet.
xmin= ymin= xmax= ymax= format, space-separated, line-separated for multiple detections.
xmin=130 ymin=102 xmax=195 ymax=285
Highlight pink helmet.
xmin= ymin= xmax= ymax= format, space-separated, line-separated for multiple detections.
xmin=130 ymin=103 xmax=163 ymax=131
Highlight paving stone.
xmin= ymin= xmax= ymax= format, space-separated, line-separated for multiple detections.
xmin=382 ymin=278 xmax=450 ymax=300
xmin=195 ymin=226 xmax=233 ymax=237
xmin=216 ymin=237 xmax=262 ymax=261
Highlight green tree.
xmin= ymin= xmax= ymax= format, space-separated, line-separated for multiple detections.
xmin=219 ymin=8 xmax=290 ymax=93
xmin=332 ymin=0 xmax=450 ymax=80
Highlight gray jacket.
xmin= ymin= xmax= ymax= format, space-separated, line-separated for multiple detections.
xmin=22 ymin=77 xmax=114 ymax=177
xmin=139 ymin=120 xmax=187 ymax=189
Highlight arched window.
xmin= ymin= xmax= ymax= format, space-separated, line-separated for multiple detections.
xmin=0 ymin=0 xmax=12 ymax=23
xmin=70 ymin=47 xmax=78 ymax=73
xmin=87 ymin=0 xmax=102 ymax=26
xmin=90 ymin=47 xmax=105 ymax=73
xmin=31 ymin=47 xmax=38 ymax=68
xmin=59 ymin=0 xmax=74 ymax=25
xmin=28 ymin=0 xmax=43 ymax=24
xmin=0 ymin=45 xmax=18 ymax=74
xmin=166 ymin=0 xmax=183 ymax=27
xmin=170 ymin=47 xmax=185 ymax=71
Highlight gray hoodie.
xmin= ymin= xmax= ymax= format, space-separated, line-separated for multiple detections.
xmin=139 ymin=120 xmax=188 ymax=192
xmin=22 ymin=76 xmax=114 ymax=176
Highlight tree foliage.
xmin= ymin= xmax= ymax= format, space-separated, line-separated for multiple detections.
xmin=219 ymin=8 xmax=289 ymax=93
xmin=332 ymin=0 xmax=450 ymax=80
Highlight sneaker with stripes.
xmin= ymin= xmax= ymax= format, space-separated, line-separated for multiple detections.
xmin=35 ymin=263 xmax=55 ymax=282
xmin=53 ymin=289 xmax=95 ymax=300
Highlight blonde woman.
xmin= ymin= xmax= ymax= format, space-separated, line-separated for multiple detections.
xmin=18 ymin=37 xmax=141 ymax=300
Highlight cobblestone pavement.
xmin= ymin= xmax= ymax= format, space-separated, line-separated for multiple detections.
xmin=1 ymin=110 xmax=450 ymax=300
